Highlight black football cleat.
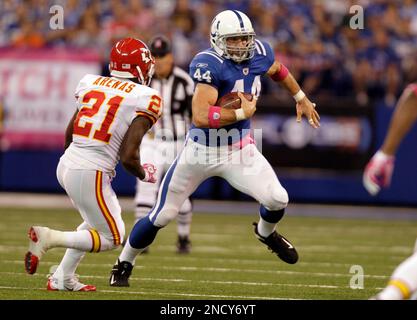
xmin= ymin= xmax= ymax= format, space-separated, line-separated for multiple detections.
xmin=253 ymin=222 xmax=298 ymax=264
xmin=176 ymin=236 xmax=191 ymax=254
xmin=109 ymin=259 xmax=133 ymax=287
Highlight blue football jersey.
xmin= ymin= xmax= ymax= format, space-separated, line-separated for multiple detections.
xmin=188 ymin=39 xmax=275 ymax=146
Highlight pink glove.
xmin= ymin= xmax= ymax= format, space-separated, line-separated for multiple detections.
xmin=142 ymin=163 xmax=157 ymax=183
xmin=363 ymin=151 xmax=395 ymax=195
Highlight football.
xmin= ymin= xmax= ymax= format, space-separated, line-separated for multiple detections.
xmin=216 ymin=92 xmax=254 ymax=109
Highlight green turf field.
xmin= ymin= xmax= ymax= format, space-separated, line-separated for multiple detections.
xmin=1 ymin=206 xmax=416 ymax=300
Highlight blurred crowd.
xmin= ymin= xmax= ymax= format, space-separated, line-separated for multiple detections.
xmin=2 ymin=0 xmax=417 ymax=105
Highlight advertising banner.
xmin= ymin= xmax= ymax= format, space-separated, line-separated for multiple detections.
xmin=253 ymin=104 xmax=374 ymax=170
xmin=0 ymin=48 xmax=101 ymax=150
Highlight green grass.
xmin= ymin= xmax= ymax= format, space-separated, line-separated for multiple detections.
xmin=1 ymin=206 xmax=416 ymax=300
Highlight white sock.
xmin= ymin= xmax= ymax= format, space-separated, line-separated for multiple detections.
xmin=48 ymin=229 xmax=93 ymax=251
xmin=177 ymin=224 xmax=190 ymax=238
xmin=53 ymin=248 xmax=85 ymax=279
xmin=118 ymin=238 xmax=143 ymax=264
xmin=177 ymin=211 xmax=192 ymax=238
xmin=48 ymin=229 xmax=115 ymax=252
xmin=257 ymin=218 xmax=276 ymax=238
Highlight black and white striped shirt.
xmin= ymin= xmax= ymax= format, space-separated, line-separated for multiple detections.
xmin=150 ymin=66 xmax=194 ymax=141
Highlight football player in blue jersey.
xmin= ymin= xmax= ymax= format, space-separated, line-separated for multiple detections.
xmin=109 ymin=10 xmax=320 ymax=286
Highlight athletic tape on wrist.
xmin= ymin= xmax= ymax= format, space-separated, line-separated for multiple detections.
xmin=235 ymin=108 xmax=246 ymax=121
xmin=293 ymin=90 xmax=306 ymax=102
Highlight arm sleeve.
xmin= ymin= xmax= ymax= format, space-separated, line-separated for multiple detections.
xmin=256 ymin=40 xmax=275 ymax=75
xmin=189 ymin=52 xmax=222 ymax=89
xmin=130 ymin=90 xmax=163 ymax=126
xmin=74 ymin=75 xmax=90 ymax=110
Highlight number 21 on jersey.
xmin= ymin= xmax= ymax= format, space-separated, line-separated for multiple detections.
xmin=73 ymin=90 xmax=123 ymax=143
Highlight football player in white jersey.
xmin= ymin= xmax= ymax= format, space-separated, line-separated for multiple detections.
xmin=24 ymin=37 xmax=162 ymax=292
xmin=364 ymin=84 xmax=417 ymax=300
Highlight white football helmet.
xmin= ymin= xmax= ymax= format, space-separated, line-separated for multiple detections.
xmin=210 ymin=10 xmax=256 ymax=63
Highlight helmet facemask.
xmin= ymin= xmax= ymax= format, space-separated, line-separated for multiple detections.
xmin=136 ymin=60 xmax=155 ymax=86
xmin=217 ymin=32 xmax=256 ymax=62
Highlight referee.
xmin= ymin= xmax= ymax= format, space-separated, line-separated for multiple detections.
xmin=134 ymin=35 xmax=194 ymax=254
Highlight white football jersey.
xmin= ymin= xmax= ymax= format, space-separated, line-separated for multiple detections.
xmin=62 ymin=74 xmax=162 ymax=174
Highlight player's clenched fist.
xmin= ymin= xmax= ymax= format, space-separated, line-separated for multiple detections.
xmin=363 ymin=151 xmax=395 ymax=195
xmin=141 ymin=163 xmax=157 ymax=183
xmin=237 ymin=91 xmax=257 ymax=120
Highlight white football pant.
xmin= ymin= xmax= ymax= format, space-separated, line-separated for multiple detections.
xmin=56 ymin=157 xmax=125 ymax=252
xmin=148 ymin=138 xmax=288 ymax=227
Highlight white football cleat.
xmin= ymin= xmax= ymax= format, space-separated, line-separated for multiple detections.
xmin=47 ymin=275 xmax=96 ymax=292
xmin=25 ymin=226 xmax=51 ymax=274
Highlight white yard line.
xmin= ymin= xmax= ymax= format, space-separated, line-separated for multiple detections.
xmin=0 ymin=271 xmax=341 ymax=289
xmin=3 ymin=260 xmax=389 ymax=279
xmin=0 ymin=285 xmax=300 ymax=300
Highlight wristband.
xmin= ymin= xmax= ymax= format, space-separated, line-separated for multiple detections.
xmin=271 ymin=64 xmax=289 ymax=82
xmin=208 ymin=106 xmax=221 ymax=128
xmin=235 ymin=108 xmax=246 ymax=121
xmin=375 ymin=150 xmax=395 ymax=161
xmin=293 ymin=90 xmax=306 ymax=102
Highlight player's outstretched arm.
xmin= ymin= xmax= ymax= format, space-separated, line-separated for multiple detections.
xmin=267 ymin=61 xmax=320 ymax=129
xmin=120 ymin=116 xmax=154 ymax=181
xmin=363 ymin=86 xmax=417 ymax=195
xmin=380 ymin=86 xmax=417 ymax=156
xmin=192 ymin=84 xmax=256 ymax=128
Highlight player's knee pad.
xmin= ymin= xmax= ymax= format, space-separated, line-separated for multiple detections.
xmin=153 ymin=207 xmax=179 ymax=227
xmin=262 ymin=185 xmax=288 ymax=211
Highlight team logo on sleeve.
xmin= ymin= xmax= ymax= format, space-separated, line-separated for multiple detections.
xmin=196 ymin=63 xmax=208 ymax=68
